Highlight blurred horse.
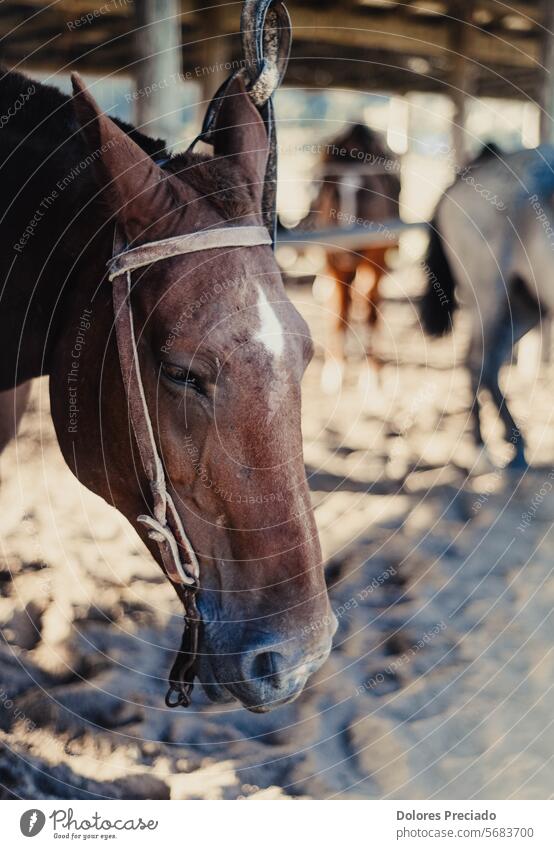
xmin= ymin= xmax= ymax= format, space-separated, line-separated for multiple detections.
xmin=420 ymin=144 xmax=554 ymax=469
xmin=301 ymin=123 xmax=401 ymax=392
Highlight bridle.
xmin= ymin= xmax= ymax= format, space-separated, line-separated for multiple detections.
xmin=108 ymin=227 xmax=271 ymax=707
xmin=107 ymin=0 xmax=291 ymax=708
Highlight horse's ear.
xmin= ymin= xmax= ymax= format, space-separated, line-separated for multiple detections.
xmin=71 ymin=73 xmax=186 ymax=242
xmin=211 ymin=76 xmax=269 ymax=208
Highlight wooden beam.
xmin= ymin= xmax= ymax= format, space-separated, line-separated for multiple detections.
xmin=310 ymin=14 xmax=538 ymax=69
xmin=1 ymin=0 xmax=544 ymax=101
xmin=475 ymin=0 xmax=541 ymax=24
xmin=214 ymin=6 xmax=541 ymax=70
xmin=278 ymin=220 xmax=426 ymax=250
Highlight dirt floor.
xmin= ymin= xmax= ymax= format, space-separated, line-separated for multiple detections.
xmin=1 ymin=263 xmax=553 ymax=800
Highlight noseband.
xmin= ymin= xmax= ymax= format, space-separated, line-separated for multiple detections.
xmin=108 ymin=226 xmax=271 ymax=707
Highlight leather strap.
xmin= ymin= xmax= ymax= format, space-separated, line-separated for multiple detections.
xmin=240 ymin=0 xmax=291 ymax=243
xmin=108 ymin=225 xmax=271 ymax=282
xmin=111 ymin=264 xmax=199 ymax=586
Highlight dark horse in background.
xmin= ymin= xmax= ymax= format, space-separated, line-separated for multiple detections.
xmin=420 ymin=143 xmax=553 ymax=470
xmin=302 ymin=123 xmax=401 ymax=393
xmin=0 ymin=69 xmax=335 ymax=711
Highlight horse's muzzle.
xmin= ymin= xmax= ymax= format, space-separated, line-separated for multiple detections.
xmin=198 ymin=632 xmax=334 ymax=713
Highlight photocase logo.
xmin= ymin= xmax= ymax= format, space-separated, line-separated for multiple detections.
xmin=20 ymin=809 xmax=46 ymax=837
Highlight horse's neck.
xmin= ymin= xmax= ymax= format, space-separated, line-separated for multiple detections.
xmin=0 ymin=197 xmax=108 ymax=391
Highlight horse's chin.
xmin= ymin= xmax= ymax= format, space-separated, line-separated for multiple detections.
xmin=197 ymin=657 xmax=305 ymax=713
xmin=240 ymin=690 xmax=303 ymax=714
xmin=201 ymin=682 xmax=301 ymax=713
xmin=200 ymin=679 xmax=236 ymax=705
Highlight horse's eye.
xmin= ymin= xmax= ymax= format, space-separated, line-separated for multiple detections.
xmin=161 ymin=362 xmax=204 ymax=393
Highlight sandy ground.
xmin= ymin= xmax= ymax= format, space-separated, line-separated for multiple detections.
xmin=1 ymin=263 xmax=553 ymax=800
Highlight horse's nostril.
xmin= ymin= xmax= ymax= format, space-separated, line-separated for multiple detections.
xmin=251 ymin=650 xmax=286 ymax=690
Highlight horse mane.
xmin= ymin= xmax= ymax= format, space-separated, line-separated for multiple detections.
xmin=164 ymin=152 xmax=254 ymax=221
xmin=0 ymin=69 xmax=253 ymax=222
xmin=468 ymin=141 xmax=503 ymax=169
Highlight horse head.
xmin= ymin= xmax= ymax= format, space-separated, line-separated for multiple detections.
xmin=50 ymin=75 xmax=336 ymax=712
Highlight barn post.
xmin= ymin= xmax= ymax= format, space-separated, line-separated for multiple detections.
xmin=540 ymin=0 xmax=554 ymax=144
xmin=448 ymin=1 xmax=475 ymax=168
xmin=134 ymin=0 xmax=184 ymax=144
xmin=195 ymin=12 xmax=233 ymax=113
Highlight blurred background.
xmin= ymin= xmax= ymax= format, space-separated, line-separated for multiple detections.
xmin=1 ymin=0 xmax=554 ymax=800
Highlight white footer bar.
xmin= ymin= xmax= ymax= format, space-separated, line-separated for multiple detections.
xmin=4 ymin=799 xmax=553 ymax=848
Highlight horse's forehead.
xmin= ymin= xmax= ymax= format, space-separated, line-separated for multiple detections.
xmin=211 ymin=280 xmax=297 ymax=364
xmin=187 ymin=274 xmax=296 ymax=330
xmin=153 ymin=258 xmax=306 ymax=366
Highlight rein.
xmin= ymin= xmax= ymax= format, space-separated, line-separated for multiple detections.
xmin=188 ymin=0 xmax=291 ymax=244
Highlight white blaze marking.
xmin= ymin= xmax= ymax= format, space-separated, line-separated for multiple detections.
xmin=254 ymin=285 xmax=284 ymax=359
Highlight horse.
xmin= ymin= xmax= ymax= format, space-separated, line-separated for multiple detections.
xmin=420 ymin=143 xmax=554 ymax=470
xmin=301 ymin=123 xmax=401 ymax=392
xmin=0 ymin=68 xmax=336 ymax=712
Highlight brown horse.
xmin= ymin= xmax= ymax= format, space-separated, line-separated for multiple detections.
xmin=303 ymin=123 xmax=401 ymax=392
xmin=0 ymin=68 xmax=335 ymax=712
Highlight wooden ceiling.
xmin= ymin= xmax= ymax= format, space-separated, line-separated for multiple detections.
xmin=0 ymin=0 xmax=546 ymax=99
